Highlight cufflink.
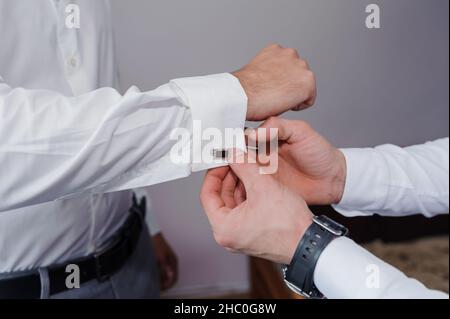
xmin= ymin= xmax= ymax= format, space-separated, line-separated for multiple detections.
xmin=212 ymin=146 xmax=258 ymax=160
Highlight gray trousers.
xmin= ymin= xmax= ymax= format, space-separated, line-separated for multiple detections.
xmin=24 ymin=225 xmax=159 ymax=299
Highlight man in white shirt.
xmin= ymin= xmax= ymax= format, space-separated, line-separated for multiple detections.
xmin=201 ymin=118 xmax=449 ymax=299
xmin=0 ymin=1 xmax=317 ymax=298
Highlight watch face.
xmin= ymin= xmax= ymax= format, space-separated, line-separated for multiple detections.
xmin=314 ymin=215 xmax=348 ymax=236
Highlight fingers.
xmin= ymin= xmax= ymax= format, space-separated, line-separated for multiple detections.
xmin=234 ymin=180 xmax=246 ymax=205
xmin=304 ymin=71 xmax=317 ymax=107
xmin=227 ymin=149 xmax=264 ymax=189
xmin=264 ymin=43 xmax=284 ymax=52
xmin=305 ymin=87 xmax=317 ymax=107
xmin=160 ymin=256 xmax=178 ymax=290
xmin=247 ymin=117 xmax=294 ymax=144
xmin=152 ymin=234 xmax=179 ymax=290
xmin=297 ymin=59 xmax=316 ymax=109
xmin=221 ymin=169 xmax=239 ymax=208
xmin=200 ymin=167 xmax=230 ymax=223
xmin=166 ymin=253 xmax=178 ymax=289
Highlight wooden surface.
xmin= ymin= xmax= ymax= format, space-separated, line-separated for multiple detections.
xmin=249 ymin=257 xmax=302 ymax=299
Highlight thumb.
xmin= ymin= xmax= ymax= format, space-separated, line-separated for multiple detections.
xmin=247 ymin=117 xmax=293 ymax=145
xmin=227 ymin=149 xmax=263 ymax=189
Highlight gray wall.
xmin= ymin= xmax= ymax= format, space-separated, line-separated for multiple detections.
xmin=110 ymin=0 xmax=449 ymax=296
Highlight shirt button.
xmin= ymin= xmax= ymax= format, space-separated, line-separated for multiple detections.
xmin=69 ymin=57 xmax=78 ymax=68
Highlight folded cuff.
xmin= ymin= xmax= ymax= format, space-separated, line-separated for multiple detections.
xmin=170 ymin=73 xmax=247 ymax=172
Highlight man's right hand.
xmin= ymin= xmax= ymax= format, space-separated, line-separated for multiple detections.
xmin=248 ymin=117 xmax=347 ymax=205
xmin=200 ymin=150 xmax=313 ymax=265
xmin=233 ymin=44 xmax=317 ymax=121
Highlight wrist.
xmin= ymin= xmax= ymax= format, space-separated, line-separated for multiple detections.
xmin=231 ymin=70 xmax=256 ymax=120
xmin=283 ymin=215 xmax=348 ymax=298
xmin=331 ymin=149 xmax=347 ymax=204
xmin=285 ymin=215 xmax=313 ymax=265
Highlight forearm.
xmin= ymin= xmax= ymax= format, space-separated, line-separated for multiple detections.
xmin=314 ymin=237 xmax=449 ymax=299
xmin=0 ymin=74 xmax=247 ymax=212
xmin=333 ymin=138 xmax=449 ymax=217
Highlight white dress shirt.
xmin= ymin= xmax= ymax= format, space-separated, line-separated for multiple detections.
xmin=0 ymin=0 xmax=246 ymax=272
xmin=314 ymin=138 xmax=449 ymax=299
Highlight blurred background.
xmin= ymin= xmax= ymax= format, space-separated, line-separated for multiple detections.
xmin=110 ymin=0 xmax=449 ymax=298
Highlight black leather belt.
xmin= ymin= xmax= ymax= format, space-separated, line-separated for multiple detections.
xmin=0 ymin=196 xmax=146 ymax=299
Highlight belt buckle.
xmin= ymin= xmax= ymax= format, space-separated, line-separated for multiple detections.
xmin=93 ymin=253 xmax=110 ymax=282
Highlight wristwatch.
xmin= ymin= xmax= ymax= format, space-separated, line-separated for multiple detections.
xmin=282 ymin=215 xmax=348 ymax=299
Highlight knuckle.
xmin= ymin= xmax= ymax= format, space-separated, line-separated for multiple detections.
xmin=268 ymin=43 xmax=282 ymax=50
xmin=304 ymin=70 xmax=316 ymax=84
xmin=298 ymin=58 xmax=308 ymax=68
xmin=284 ymin=47 xmax=299 ymax=57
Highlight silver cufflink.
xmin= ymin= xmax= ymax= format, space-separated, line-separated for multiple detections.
xmin=212 ymin=146 xmax=258 ymax=159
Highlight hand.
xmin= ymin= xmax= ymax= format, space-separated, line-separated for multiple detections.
xmin=248 ymin=118 xmax=347 ymax=205
xmin=233 ymin=44 xmax=317 ymax=121
xmin=152 ymin=233 xmax=178 ymax=290
xmin=200 ymin=150 xmax=313 ymax=264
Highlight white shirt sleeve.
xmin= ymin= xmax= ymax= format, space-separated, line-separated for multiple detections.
xmin=333 ymin=138 xmax=449 ymax=217
xmin=318 ymin=139 xmax=449 ymax=298
xmin=314 ymin=237 xmax=449 ymax=299
xmin=0 ymin=73 xmax=247 ymax=212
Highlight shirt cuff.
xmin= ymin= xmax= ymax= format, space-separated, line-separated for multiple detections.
xmin=314 ymin=237 xmax=448 ymax=299
xmin=332 ymin=148 xmax=390 ymax=217
xmin=170 ymin=73 xmax=248 ymax=172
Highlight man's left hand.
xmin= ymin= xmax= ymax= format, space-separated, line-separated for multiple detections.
xmin=152 ymin=233 xmax=178 ymax=291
